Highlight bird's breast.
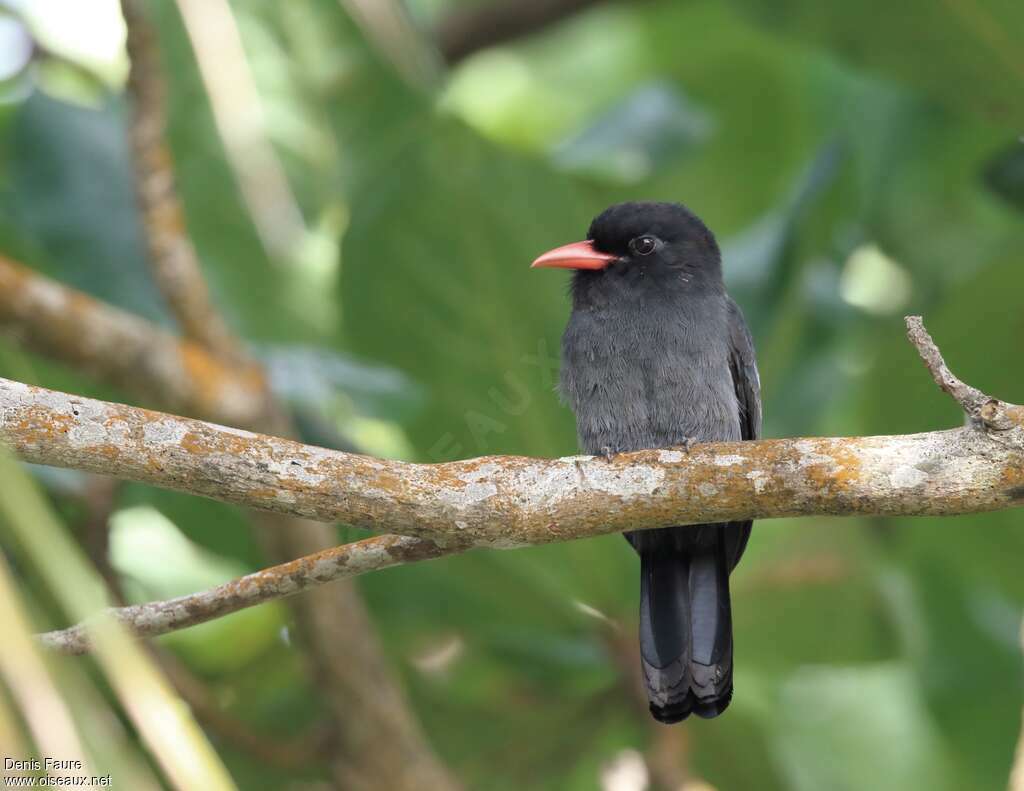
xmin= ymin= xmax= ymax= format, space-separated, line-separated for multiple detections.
xmin=560 ymin=301 xmax=740 ymax=455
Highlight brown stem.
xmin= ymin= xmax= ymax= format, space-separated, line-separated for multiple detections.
xmin=0 ymin=254 xmax=271 ymax=428
xmin=905 ymin=316 xmax=990 ymax=416
xmin=122 ymin=0 xmax=245 ymax=362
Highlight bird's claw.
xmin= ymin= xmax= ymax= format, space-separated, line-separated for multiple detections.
xmin=600 ymin=446 xmax=617 ymax=462
xmin=675 ymin=437 xmax=697 ymax=454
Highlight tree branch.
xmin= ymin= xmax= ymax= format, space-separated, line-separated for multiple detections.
xmin=0 ymin=254 xmax=270 ymax=427
xmin=905 ymin=315 xmax=991 ymax=417
xmin=905 ymin=315 xmax=1024 ymax=435
xmin=122 ymin=0 xmax=244 ymax=361
xmin=37 ymin=534 xmax=457 ymax=654
xmin=3 ymin=316 xmax=1018 ymax=654
xmin=1 ymin=322 xmax=1021 ymax=547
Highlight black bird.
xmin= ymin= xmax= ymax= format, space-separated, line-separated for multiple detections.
xmin=531 ymin=202 xmax=761 ymax=723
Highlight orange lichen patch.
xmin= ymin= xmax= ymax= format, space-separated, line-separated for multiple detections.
xmin=264 ymin=470 xmax=315 ymax=495
xmin=14 ymin=408 xmax=76 ymax=442
xmin=101 ymin=412 xmax=139 ymax=435
xmin=451 ymin=454 xmax=509 ymax=473
xmin=679 ymin=440 xmax=789 ymax=498
xmin=1004 ymin=404 xmax=1024 ymax=427
xmin=424 ymin=464 xmax=477 ymax=491
xmin=999 ymin=463 xmax=1024 ymax=491
xmin=760 ymin=439 xmax=853 ymax=504
xmin=179 ymin=426 xmax=256 ymax=459
xmin=818 ymin=441 xmax=862 ymax=491
xmin=95 ymin=444 xmax=122 ymax=461
xmin=179 ymin=431 xmax=206 ymax=455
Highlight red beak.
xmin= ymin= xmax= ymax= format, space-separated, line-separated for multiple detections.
xmin=530 ymin=240 xmax=617 ymax=270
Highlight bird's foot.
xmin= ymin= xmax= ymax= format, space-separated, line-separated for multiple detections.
xmin=600 ymin=446 xmax=618 ymax=462
xmin=672 ymin=437 xmax=698 ymax=454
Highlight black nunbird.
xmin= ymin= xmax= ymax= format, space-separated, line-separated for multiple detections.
xmin=531 ymin=202 xmax=761 ymax=723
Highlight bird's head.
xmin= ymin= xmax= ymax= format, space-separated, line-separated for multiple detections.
xmin=531 ymin=202 xmax=723 ymax=303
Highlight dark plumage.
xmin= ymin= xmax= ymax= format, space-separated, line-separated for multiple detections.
xmin=532 ymin=201 xmax=761 ymax=723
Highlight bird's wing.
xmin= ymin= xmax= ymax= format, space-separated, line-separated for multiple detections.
xmin=726 ymin=296 xmax=761 ymax=442
xmin=721 ymin=297 xmax=761 ymax=571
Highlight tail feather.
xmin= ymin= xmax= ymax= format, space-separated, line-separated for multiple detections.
xmin=638 ymin=529 xmax=736 ymax=724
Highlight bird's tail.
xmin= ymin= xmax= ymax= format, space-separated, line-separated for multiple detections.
xmin=638 ymin=534 xmax=734 ymax=723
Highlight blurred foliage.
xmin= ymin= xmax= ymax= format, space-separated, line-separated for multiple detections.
xmin=0 ymin=0 xmax=1022 ymax=788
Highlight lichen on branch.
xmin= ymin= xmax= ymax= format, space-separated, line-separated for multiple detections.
xmin=1 ymin=316 xmax=1021 ymax=652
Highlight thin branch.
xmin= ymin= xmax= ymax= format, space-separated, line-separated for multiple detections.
xmin=122 ymin=0 xmax=245 ymax=361
xmin=905 ymin=316 xmax=1024 ymax=435
xmin=37 ymin=535 xmax=456 ymax=654
xmin=436 ymin=0 xmax=620 ymax=65
xmin=36 ymin=519 xmax=843 ymax=680
xmin=0 ymin=254 xmax=270 ymax=427
xmin=905 ymin=315 xmax=990 ymax=416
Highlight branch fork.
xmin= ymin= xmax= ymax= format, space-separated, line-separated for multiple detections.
xmin=905 ymin=315 xmax=1024 ymax=448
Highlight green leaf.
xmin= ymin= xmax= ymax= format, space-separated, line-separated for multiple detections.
xmin=774 ymin=662 xmax=955 ymax=791
xmin=725 ymin=0 xmax=1024 ymax=128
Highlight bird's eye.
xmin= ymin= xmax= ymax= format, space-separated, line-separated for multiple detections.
xmin=630 ymin=236 xmax=659 ymax=256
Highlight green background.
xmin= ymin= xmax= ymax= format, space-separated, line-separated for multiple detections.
xmin=1 ymin=0 xmax=1022 ymax=788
